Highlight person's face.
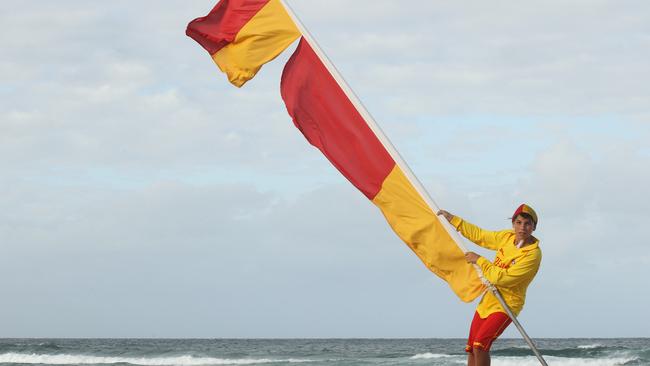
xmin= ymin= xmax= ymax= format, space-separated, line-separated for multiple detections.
xmin=512 ymin=215 xmax=535 ymax=243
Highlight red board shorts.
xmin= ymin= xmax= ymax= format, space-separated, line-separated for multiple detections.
xmin=465 ymin=311 xmax=512 ymax=353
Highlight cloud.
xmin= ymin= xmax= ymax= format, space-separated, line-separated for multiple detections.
xmin=1 ymin=0 xmax=649 ymax=337
xmin=287 ymin=1 xmax=650 ymax=120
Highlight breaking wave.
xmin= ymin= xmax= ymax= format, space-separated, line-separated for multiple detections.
xmin=0 ymin=353 xmax=315 ymax=365
xmin=409 ymin=352 xmax=455 ymax=359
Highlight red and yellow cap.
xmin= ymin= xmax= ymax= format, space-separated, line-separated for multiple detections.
xmin=512 ymin=204 xmax=538 ymax=226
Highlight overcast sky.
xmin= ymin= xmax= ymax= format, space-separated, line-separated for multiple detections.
xmin=1 ymin=0 xmax=649 ymax=338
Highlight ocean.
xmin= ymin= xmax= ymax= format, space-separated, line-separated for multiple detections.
xmin=0 ymin=338 xmax=648 ymax=366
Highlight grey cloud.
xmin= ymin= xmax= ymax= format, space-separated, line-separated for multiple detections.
xmin=289 ymin=1 xmax=650 ymax=120
xmin=2 ymin=0 xmax=649 ymax=338
xmin=0 ymin=177 xmax=470 ymax=337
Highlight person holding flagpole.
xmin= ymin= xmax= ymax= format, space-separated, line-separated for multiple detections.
xmin=438 ymin=204 xmax=542 ymax=366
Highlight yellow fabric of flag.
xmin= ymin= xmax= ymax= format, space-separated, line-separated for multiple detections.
xmin=372 ymin=166 xmax=485 ymax=302
xmin=187 ymin=0 xmax=301 ymax=87
xmin=213 ymin=0 xmax=299 ymax=86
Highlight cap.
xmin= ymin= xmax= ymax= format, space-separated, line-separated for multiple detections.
xmin=512 ymin=203 xmax=538 ymax=225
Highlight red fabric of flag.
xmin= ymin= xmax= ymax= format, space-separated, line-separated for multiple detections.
xmin=280 ymin=38 xmax=395 ymax=199
xmin=186 ymin=0 xmax=271 ymax=55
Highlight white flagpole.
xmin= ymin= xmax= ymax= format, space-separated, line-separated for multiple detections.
xmin=277 ymin=1 xmax=548 ymax=365
xmin=277 ymin=0 xmax=466 ymax=250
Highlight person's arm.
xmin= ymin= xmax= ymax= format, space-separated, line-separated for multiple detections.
xmin=437 ymin=210 xmax=501 ymax=250
xmin=475 ymin=251 xmax=541 ymax=287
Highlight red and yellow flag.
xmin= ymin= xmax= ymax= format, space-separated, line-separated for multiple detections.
xmin=187 ymin=1 xmax=484 ymax=302
xmin=186 ymin=0 xmax=300 ymax=87
xmin=281 ymin=39 xmax=484 ymax=301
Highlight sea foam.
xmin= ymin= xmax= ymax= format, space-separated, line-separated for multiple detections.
xmin=0 ymin=353 xmax=314 ymax=365
xmin=492 ymin=355 xmax=637 ymax=366
xmin=577 ymin=344 xmax=604 ymax=349
xmin=409 ymin=352 xmax=455 ymax=359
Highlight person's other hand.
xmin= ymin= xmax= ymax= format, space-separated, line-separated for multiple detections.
xmin=436 ymin=210 xmax=454 ymax=223
xmin=464 ymin=252 xmax=481 ymax=264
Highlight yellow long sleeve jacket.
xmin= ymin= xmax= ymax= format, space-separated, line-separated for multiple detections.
xmin=451 ymin=216 xmax=542 ymax=318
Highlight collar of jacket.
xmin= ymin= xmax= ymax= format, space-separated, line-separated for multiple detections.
xmin=519 ymin=239 xmax=539 ymax=251
xmin=508 ymin=232 xmax=539 ymax=251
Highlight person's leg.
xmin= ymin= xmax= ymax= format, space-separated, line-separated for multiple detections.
xmin=467 ymin=351 xmax=475 ymax=366
xmin=472 ymin=348 xmax=490 ymax=366
xmin=465 ymin=312 xmax=482 ymax=366
xmin=470 ymin=312 xmax=512 ymax=366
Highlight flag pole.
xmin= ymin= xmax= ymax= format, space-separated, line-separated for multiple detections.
xmin=277 ymin=0 xmax=464 ymax=249
xmin=489 ymin=286 xmax=549 ymax=365
xmin=278 ymin=1 xmax=548 ymax=364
